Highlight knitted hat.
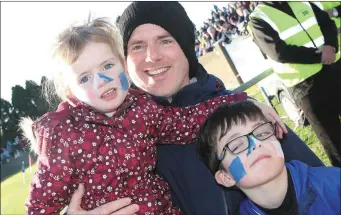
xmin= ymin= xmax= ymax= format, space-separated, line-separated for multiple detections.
xmin=118 ymin=1 xmax=198 ymax=78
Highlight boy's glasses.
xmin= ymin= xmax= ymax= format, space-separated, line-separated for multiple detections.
xmin=218 ymin=122 xmax=275 ymax=161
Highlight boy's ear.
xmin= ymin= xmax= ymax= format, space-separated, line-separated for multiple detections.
xmin=215 ymin=170 xmax=236 ymax=187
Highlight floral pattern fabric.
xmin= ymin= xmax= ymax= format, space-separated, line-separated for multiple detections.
xmin=26 ymin=89 xmax=247 ymax=215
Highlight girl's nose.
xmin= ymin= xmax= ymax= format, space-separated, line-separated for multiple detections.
xmin=95 ymin=72 xmax=114 ymax=88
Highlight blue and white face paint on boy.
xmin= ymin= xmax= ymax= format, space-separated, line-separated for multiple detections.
xmin=224 ymin=134 xmax=284 ymax=184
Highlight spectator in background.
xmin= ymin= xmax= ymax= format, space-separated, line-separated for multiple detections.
xmin=235 ymin=3 xmax=250 ymax=23
xmin=214 ymin=21 xmax=232 ymax=45
xmin=201 ymin=29 xmax=215 ymax=54
xmin=6 ymin=140 xmax=13 ymax=157
xmin=195 ymin=40 xmax=202 ymax=57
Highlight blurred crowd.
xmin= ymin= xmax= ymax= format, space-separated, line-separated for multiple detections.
xmin=195 ymin=1 xmax=259 ymax=57
xmin=1 ymin=136 xmax=25 ymax=165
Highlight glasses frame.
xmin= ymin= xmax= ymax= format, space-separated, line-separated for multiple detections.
xmin=218 ymin=122 xmax=275 ymax=161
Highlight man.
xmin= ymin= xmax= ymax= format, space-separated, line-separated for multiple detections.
xmin=312 ymin=2 xmax=340 ymax=51
xmin=249 ymin=2 xmax=341 ymax=166
xmin=67 ymin=2 xmax=324 ymax=215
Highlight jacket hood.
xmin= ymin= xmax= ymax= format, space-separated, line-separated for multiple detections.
xmin=19 ymin=117 xmax=38 ymax=154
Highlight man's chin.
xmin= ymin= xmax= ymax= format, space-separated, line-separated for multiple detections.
xmin=148 ymin=88 xmax=174 ymax=99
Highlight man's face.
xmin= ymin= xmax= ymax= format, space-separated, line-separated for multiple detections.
xmin=216 ymin=119 xmax=285 ymax=189
xmin=126 ymin=24 xmax=190 ymax=99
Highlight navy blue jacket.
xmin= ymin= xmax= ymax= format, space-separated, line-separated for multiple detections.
xmin=240 ymin=160 xmax=340 ymax=215
xmin=155 ymin=64 xmax=324 ymax=215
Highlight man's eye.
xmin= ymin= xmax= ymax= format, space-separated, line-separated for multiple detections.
xmin=132 ymin=45 xmax=142 ymax=50
xmin=161 ymin=39 xmax=172 ymax=45
xmin=103 ymin=63 xmax=114 ymax=70
xmin=80 ymin=76 xmax=89 ymax=84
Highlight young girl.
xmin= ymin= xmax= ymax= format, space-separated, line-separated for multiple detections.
xmin=22 ymin=17 xmax=247 ymax=215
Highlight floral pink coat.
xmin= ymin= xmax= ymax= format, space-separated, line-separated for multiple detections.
xmin=26 ymin=89 xmax=246 ymax=215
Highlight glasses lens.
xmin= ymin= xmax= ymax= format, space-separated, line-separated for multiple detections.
xmin=253 ymin=123 xmax=274 ymax=140
xmin=228 ymin=136 xmax=249 ymax=154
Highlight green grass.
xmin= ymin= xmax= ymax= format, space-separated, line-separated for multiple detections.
xmin=1 ymin=164 xmax=36 ymax=215
xmin=0 ymin=86 xmax=331 ymax=214
xmin=246 ymin=85 xmax=331 ymax=166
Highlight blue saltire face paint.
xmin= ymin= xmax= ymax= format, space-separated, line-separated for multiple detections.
xmin=229 ymin=156 xmax=247 ymax=183
xmin=119 ymin=72 xmax=129 ymax=91
xmin=247 ymin=136 xmax=256 ymax=156
xmin=98 ymin=73 xmax=114 ymax=82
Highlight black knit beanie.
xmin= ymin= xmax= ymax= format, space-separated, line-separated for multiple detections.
xmin=118 ymin=1 xmax=198 ymax=79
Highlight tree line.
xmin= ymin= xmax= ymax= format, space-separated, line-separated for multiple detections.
xmin=0 ymin=77 xmax=61 ymax=148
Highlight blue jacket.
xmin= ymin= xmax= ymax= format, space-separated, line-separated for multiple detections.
xmin=155 ymin=64 xmax=324 ymax=215
xmin=240 ymin=160 xmax=340 ymax=215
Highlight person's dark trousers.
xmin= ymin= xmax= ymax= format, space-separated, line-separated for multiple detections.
xmin=156 ymin=126 xmax=324 ymax=215
xmin=291 ymin=59 xmax=341 ymax=167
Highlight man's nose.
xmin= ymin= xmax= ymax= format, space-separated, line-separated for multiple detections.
xmin=94 ymin=72 xmax=113 ymax=88
xmin=146 ymin=44 xmax=162 ymax=62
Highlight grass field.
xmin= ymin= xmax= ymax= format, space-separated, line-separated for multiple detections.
xmin=1 ymin=164 xmax=36 ymax=215
xmin=0 ymin=87 xmax=331 ymax=214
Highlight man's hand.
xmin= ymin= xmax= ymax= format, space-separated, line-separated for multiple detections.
xmin=67 ymin=184 xmax=139 ymax=215
xmin=316 ymin=45 xmax=336 ymax=65
xmin=252 ymin=100 xmax=288 ymax=139
xmin=327 ymin=9 xmax=334 ymax=18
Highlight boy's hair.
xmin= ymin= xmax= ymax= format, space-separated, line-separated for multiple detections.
xmin=46 ymin=16 xmax=123 ymax=103
xmin=197 ymin=101 xmax=267 ymax=173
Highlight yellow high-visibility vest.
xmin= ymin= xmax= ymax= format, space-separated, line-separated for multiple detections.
xmin=250 ymin=2 xmax=340 ymax=87
xmin=312 ymin=2 xmax=340 ymax=50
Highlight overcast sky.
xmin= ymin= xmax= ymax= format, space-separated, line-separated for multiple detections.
xmin=1 ymin=1 xmax=230 ymax=102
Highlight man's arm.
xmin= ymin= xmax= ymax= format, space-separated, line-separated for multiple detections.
xmin=310 ymin=2 xmax=338 ymax=52
xmin=249 ymin=17 xmax=322 ymax=64
xmin=148 ymin=93 xmax=247 ymax=144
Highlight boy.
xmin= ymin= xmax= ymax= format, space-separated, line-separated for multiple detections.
xmin=197 ymin=101 xmax=340 ymax=215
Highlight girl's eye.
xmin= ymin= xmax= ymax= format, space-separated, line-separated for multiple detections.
xmin=103 ymin=63 xmax=114 ymax=70
xmin=80 ymin=76 xmax=89 ymax=84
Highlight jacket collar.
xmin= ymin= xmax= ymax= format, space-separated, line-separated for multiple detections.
xmin=151 ymin=64 xmax=227 ymax=107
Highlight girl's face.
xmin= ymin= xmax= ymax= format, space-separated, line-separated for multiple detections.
xmin=66 ymin=42 xmax=129 ymax=116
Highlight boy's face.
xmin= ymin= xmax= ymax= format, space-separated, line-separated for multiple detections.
xmin=215 ymin=119 xmax=285 ymax=189
xmin=67 ymin=42 xmax=129 ymax=115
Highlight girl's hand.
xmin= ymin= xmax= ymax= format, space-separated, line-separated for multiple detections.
xmin=252 ymin=100 xmax=288 ymax=139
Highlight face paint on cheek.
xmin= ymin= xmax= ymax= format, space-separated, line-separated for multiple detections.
xmin=119 ymin=72 xmax=129 ymax=91
xmin=270 ymin=140 xmax=284 ymax=158
xmin=228 ymin=156 xmax=247 ymax=183
xmin=98 ymin=73 xmax=114 ymax=82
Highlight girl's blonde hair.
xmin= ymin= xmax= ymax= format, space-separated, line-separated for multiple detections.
xmin=46 ymin=16 xmax=124 ymax=103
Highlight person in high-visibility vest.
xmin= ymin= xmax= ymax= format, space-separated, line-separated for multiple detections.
xmin=312 ymin=2 xmax=340 ymax=50
xmin=249 ymin=2 xmax=341 ymax=167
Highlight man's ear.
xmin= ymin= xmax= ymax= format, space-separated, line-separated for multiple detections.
xmin=215 ymin=170 xmax=236 ymax=187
